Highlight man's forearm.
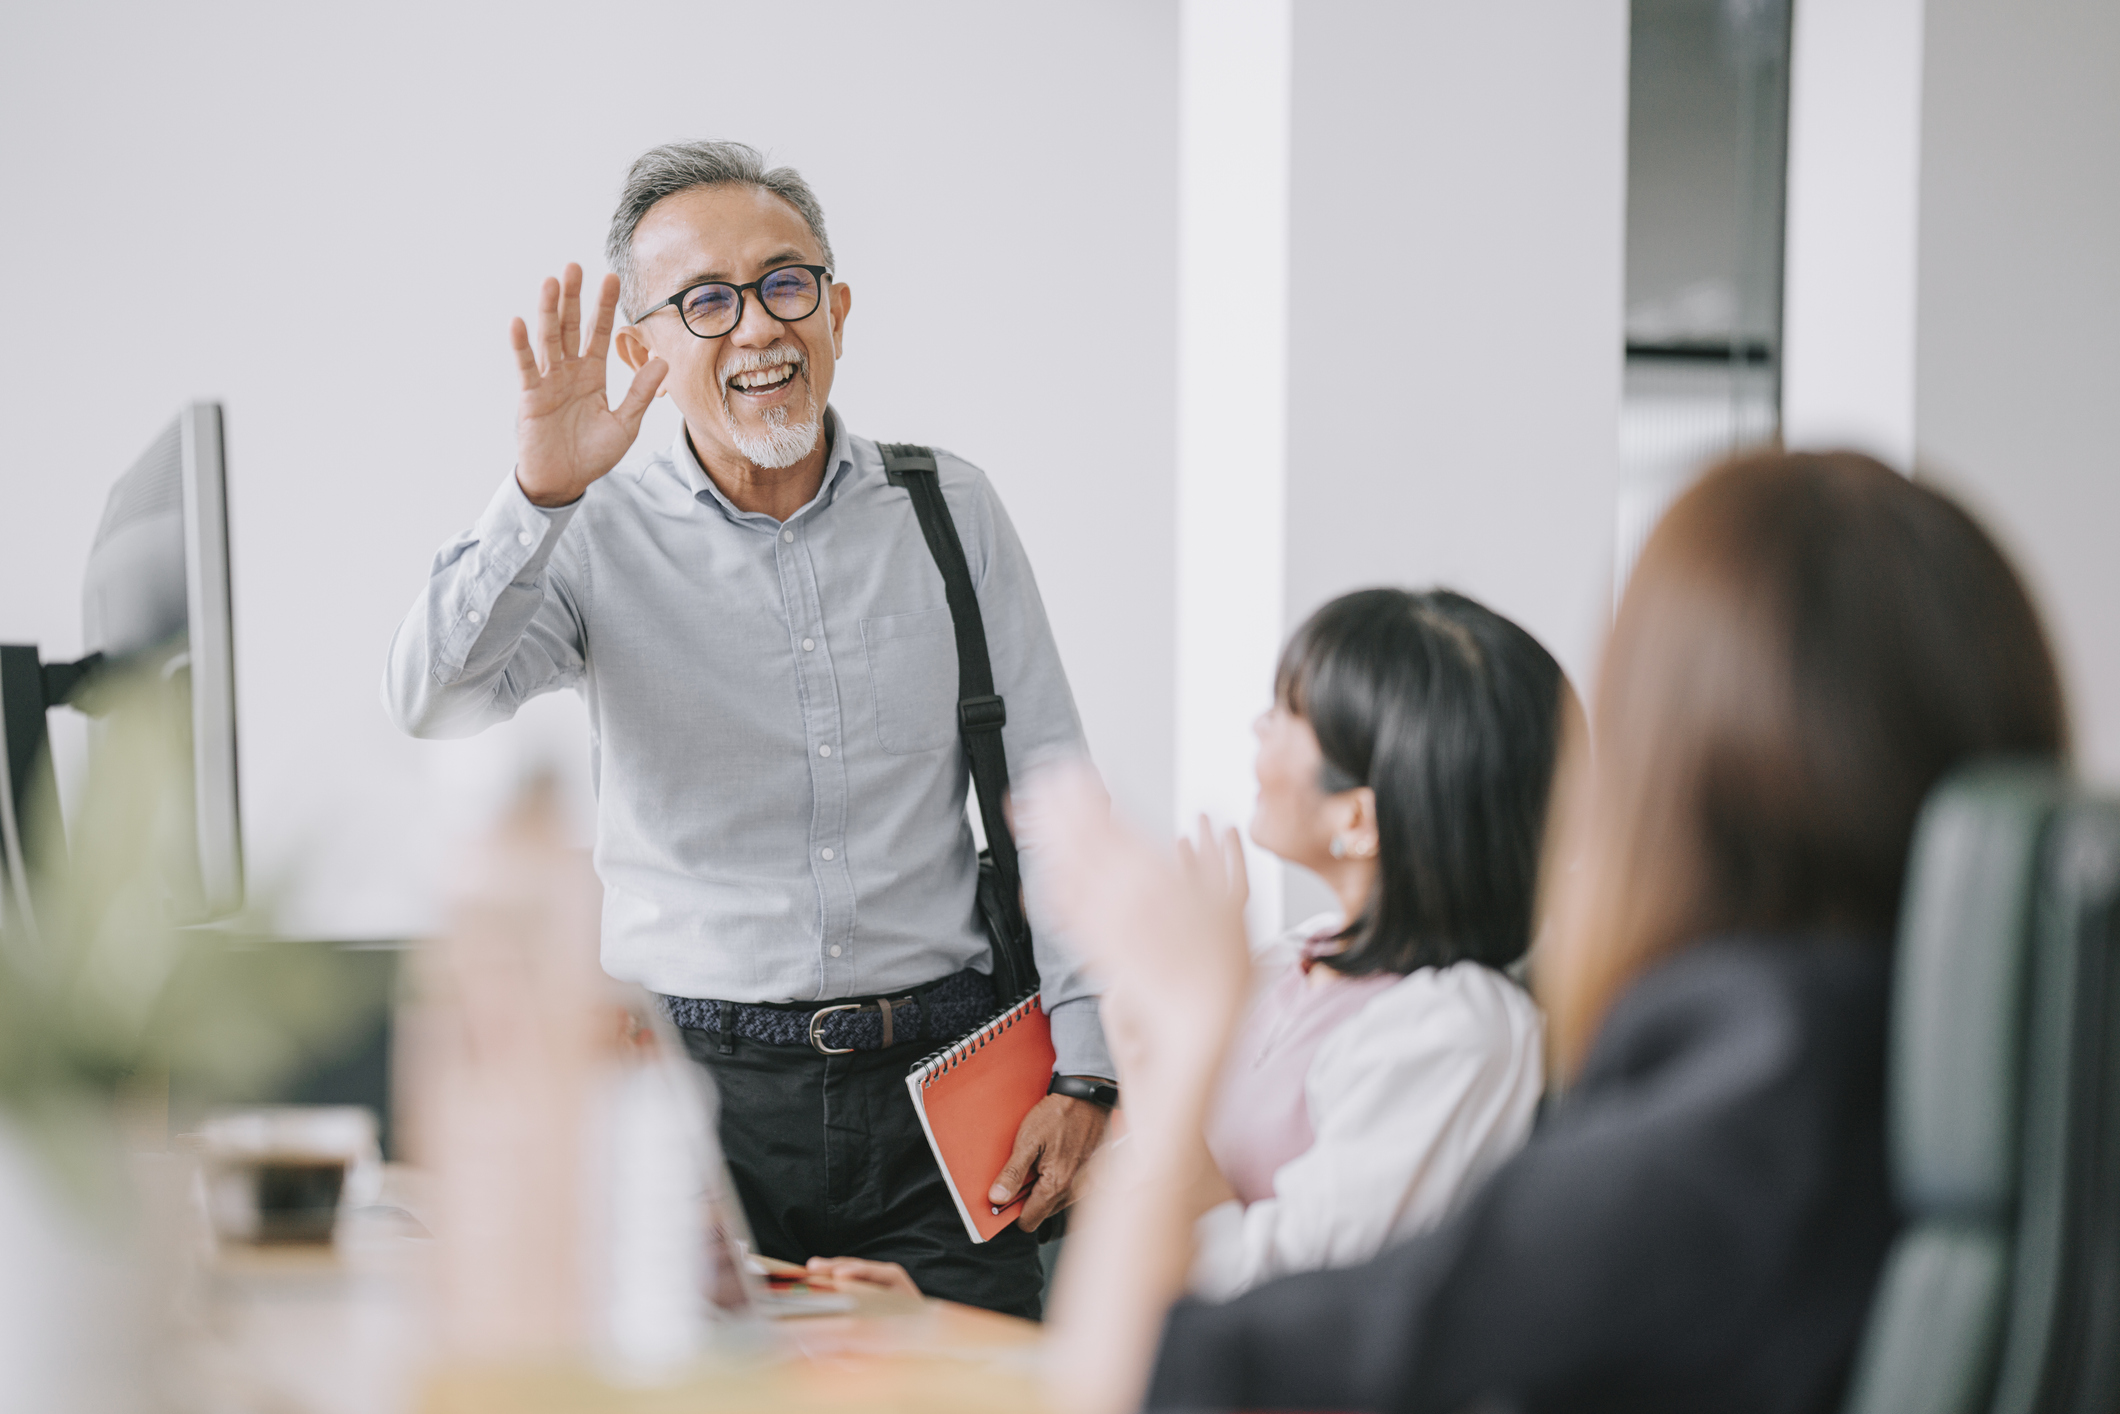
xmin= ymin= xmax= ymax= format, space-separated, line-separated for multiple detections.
xmin=383 ymin=472 xmax=581 ymax=738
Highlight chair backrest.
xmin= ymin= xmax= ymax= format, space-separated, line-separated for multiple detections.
xmin=1988 ymin=794 xmax=2120 ymax=1414
xmin=1842 ymin=764 xmax=2120 ymax=1414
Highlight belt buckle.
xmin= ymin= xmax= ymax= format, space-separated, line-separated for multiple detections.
xmin=807 ymin=1002 xmax=862 ymax=1055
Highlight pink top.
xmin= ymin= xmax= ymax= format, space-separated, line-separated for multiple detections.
xmin=1204 ymin=928 xmax=1399 ymax=1204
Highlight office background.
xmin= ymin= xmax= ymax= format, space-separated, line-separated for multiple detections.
xmin=0 ymin=0 xmax=2112 ymax=941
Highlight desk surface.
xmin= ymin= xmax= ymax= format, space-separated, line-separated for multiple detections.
xmin=182 ymin=1180 xmax=1048 ymax=1414
xmin=420 ymin=1300 xmax=1046 ymax=1414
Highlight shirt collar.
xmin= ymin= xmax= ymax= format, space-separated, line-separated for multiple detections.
xmin=668 ymin=406 xmax=855 ymax=526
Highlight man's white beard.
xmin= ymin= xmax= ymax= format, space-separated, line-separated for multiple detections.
xmin=722 ymin=369 xmax=823 ymax=470
xmin=730 ymin=404 xmax=822 ymax=469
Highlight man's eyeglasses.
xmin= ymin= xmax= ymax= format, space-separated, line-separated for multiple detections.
xmin=632 ymin=264 xmax=832 ymax=339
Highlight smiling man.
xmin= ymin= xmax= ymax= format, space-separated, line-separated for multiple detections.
xmin=384 ymin=141 xmax=1112 ymax=1318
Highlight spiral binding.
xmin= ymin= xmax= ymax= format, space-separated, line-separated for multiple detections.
xmin=908 ymin=989 xmax=1043 ymax=1087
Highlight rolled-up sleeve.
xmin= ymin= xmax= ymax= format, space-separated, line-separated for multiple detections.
xmin=382 ymin=472 xmax=586 ymax=739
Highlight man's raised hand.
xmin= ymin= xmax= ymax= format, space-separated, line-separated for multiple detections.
xmin=510 ymin=265 xmax=667 ymax=508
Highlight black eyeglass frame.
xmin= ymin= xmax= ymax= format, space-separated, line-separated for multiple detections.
xmin=631 ymin=263 xmax=834 ymax=339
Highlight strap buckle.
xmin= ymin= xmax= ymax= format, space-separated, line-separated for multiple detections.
xmin=807 ymin=1002 xmax=862 ymax=1055
xmin=959 ymin=694 xmax=1007 ymax=734
xmin=878 ymin=443 xmax=938 ymax=484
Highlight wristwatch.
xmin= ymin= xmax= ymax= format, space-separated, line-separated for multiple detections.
xmin=1048 ymin=1073 xmax=1121 ymax=1109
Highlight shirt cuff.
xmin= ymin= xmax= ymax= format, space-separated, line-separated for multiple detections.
xmin=479 ymin=470 xmax=580 ymax=579
xmin=1046 ymin=996 xmax=1115 ymax=1080
xmin=511 ymin=467 xmax=586 ymax=514
xmin=428 ymin=473 xmax=580 ymax=676
xmin=503 ymin=466 xmax=582 ymax=522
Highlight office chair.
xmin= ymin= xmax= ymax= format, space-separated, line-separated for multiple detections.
xmin=1842 ymin=764 xmax=2120 ymax=1414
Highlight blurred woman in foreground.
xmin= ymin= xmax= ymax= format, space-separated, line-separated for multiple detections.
xmin=1036 ymin=450 xmax=2068 ymax=1414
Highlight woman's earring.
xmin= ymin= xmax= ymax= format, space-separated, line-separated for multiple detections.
xmin=1328 ymin=836 xmax=1347 ymax=859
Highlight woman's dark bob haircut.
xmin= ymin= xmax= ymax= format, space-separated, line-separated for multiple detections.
xmin=1274 ymin=587 xmax=1568 ymax=977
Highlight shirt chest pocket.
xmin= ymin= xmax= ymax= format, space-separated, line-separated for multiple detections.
xmin=861 ymin=609 xmax=960 ymax=755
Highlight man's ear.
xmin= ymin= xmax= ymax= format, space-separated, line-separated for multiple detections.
xmin=829 ymin=282 xmax=851 ymax=359
xmin=614 ymin=325 xmax=669 ymax=396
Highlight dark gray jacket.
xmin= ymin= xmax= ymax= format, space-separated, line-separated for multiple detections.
xmin=1148 ymin=935 xmax=1897 ymax=1414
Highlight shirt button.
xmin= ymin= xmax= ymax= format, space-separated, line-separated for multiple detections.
xmin=818 ymin=744 xmax=832 ymax=757
xmin=466 ymin=609 xmax=483 ymax=624
xmin=821 ymin=847 xmax=835 ymax=860
xmin=801 ymin=638 xmax=815 ymax=652
xmin=782 ymin=528 xmax=795 ymax=543
xmin=516 ymin=530 xmax=534 ymax=547
xmin=829 ymin=945 xmax=843 ymax=958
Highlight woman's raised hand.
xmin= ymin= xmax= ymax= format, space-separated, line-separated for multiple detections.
xmin=1029 ymin=767 xmax=1254 ymax=1414
xmin=1021 ymin=763 xmax=1253 ymax=1130
xmin=509 ymin=265 xmax=667 ymax=508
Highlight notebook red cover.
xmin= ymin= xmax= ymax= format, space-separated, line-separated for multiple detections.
xmin=904 ymin=992 xmax=1054 ymax=1243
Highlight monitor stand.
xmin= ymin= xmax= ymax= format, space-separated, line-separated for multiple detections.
xmin=0 ymin=645 xmax=102 ymax=942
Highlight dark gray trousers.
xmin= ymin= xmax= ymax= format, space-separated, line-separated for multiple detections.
xmin=677 ymin=1025 xmax=1047 ymax=1320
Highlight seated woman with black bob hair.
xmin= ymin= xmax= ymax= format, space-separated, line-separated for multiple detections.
xmin=1033 ymin=449 xmax=2069 ymax=1414
xmin=1190 ymin=587 xmax=1559 ymax=1298
xmin=806 ymin=589 xmax=1564 ymax=1305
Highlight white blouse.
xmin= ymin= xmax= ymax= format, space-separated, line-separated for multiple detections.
xmin=1189 ymin=913 xmax=1546 ymax=1300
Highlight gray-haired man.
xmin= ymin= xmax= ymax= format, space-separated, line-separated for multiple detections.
xmin=384 ymin=142 xmax=1112 ymax=1317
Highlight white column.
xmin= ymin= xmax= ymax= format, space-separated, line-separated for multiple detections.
xmin=1914 ymin=0 xmax=2120 ymax=780
xmin=1277 ymin=0 xmax=1626 ymax=927
xmin=1174 ymin=0 xmax=1293 ymax=938
xmin=1781 ymin=0 xmax=1928 ymax=468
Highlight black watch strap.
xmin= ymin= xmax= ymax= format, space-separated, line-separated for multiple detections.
xmin=1049 ymin=1073 xmax=1120 ymax=1109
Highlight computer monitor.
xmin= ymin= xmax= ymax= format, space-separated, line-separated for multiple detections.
xmin=0 ymin=401 xmax=243 ymax=937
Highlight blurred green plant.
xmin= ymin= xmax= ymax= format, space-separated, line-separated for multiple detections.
xmin=0 ymin=664 xmax=388 ymax=1208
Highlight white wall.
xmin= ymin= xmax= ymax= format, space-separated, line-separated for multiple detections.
xmin=1914 ymin=0 xmax=2120 ymax=783
xmin=1175 ymin=0 xmax=1292 ymax=936
xmin=1781 ymin=0 xmax=1927 ymax=466
xmin=1783 ymin=0 xmax=2120 ymax=781
xmin=0 ymin=0 xmax=1177 ymax=938
xmin=1273 ymin=0 xmax=1630 ymax=922
xmin=1284 ymin=0 xmax=1626 ymax=691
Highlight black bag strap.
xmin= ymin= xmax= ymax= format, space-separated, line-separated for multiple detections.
xmin=877 ymin=443 xmax=1038 ymax=997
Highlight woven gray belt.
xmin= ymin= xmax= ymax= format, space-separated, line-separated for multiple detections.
xmin=660 ymin=966 xmax=995 ymax=1056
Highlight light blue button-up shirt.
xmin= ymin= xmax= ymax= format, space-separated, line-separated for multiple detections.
xmin=384 ymin=409 xmax=1109 ymax=1074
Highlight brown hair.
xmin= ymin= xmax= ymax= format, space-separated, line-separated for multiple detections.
xmin=1538 ymin=450 xmax=2068 ymax=1076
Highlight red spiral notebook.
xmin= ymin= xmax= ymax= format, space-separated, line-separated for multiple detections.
xmin=905 ymin=992 xmax=1054 ymax=1243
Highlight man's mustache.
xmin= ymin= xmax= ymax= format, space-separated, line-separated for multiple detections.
xmin=718 ymin=346 xmax=807 ymax=395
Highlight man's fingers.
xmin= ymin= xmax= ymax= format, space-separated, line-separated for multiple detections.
xmin=615 ymin=356 xmax=667 ymax=429
xmin=1017 ymin=1107 xmax=1101 ymax=1231
xmin=1019 ymin=1169 xmax=1069 ymax=1231
xmin=535 ymin=276 xmax=564 ymax=371
xmin=988 ymin=1128 xmax=1041 ymax=1207
xmin=559 ymin=263 xmax=584 ymax=362
xmin=509 ymin=318 xmax=540 ymax=390
xmin=586 ymin=273 xmax=622 ymax=361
